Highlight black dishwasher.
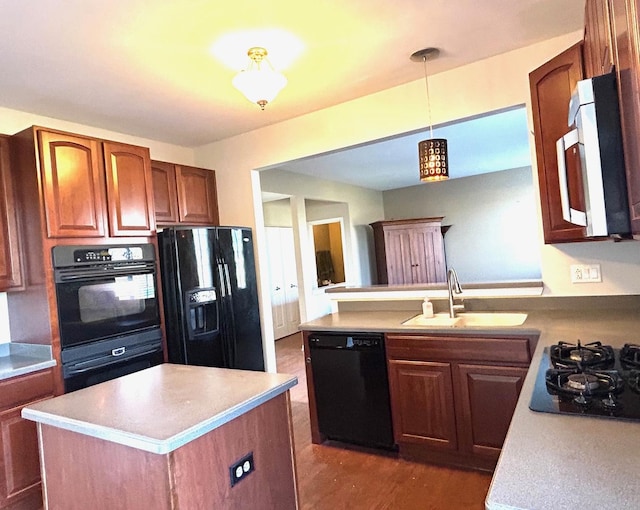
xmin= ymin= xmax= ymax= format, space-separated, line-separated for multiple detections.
xmin=308 ymin=332 xmax=395 ymax=449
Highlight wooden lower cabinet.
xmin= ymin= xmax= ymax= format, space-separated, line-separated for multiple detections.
xmin=387 ymin=360 xmax=457 ymax=451
xmin=455 ymin=363 xmax=527 ymax=459
xmin=386 ymin=333 xmax=536 ymax=471
xmin=0 ymin=369 xmax=54 ymax=510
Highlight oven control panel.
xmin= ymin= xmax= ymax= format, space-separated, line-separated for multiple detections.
xmin=74 ymin=247 xmax=144 ymax=263
xmin=52 ymin=244 xmax=155 ymax=268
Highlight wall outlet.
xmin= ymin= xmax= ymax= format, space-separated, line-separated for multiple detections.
xmin=570 ymin=264 xmax=602 ymax=283
xmin=229 ymin=452 xmax=254 ymax=487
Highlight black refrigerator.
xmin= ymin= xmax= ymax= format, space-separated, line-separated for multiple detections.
xmin=158 ymin=226 xmax=265 ymax=371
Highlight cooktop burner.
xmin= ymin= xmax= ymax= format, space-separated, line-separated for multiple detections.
xmin=530 ymin=342 xmax=640 ymax=422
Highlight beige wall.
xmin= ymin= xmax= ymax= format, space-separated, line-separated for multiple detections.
xmin=383 ymin=167 xmax=541 ymax=283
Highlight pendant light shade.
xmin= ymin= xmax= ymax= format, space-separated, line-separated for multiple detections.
xmin=419 ymin=138 xmax=448 ymax=181
xmin=233 ymin=47 xmax=287 ymax=110
xmin=411 ymin=47 xmax=449 ymax=182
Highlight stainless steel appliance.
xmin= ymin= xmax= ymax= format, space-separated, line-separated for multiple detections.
xmin=529 ymin=341 xmax=640 ymax=421
xmin=158 ymin=226 xmax=264 ymax=371
xmin=556 ymin=71 xmax=631 ymax=238
xmin=307 ymin=332 xmax=395 ymax=449
xmin=53 ymin=244 xmax=163 ymax=392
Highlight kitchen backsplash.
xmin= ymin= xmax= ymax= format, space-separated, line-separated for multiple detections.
xmin=0 ymin=293 xmax=9 ymax=343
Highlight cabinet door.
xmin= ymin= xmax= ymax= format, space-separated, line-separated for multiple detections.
xmin=455 ymin=364 xmax=527 ymax=460
xmin=175 ymin=165 xmax=219 ymax=225
xmin=383 ymin=229 xmax=413 ymax=284
xmin=0 ymin=405 xmax=42 ymax=509
xmin=0 ymin=136 xmax=23 ymax=290
xmin=610 ymin=0 xmax=640 ymax=234
xmin=151 ymin=160 xmax=179 ymax=224
xmin=584 ymin=0 xmax=614 ymax=78
xmin=529 ymin=42 xmax=587 ymax=243
xmin=387 ymin=359 xmax=457 ymax=451
xmin=38 ymin=130 xmax=106 ymax=238
xmin=408 ymin=226 xmax=446 ymax=283
xmin=103 ymin=141 xmax=155 ymax=236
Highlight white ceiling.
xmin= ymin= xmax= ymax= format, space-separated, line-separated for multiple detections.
xmin=0 ymin=1 xmax=584 ymax=149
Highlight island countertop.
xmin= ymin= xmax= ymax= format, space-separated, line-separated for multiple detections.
xmin=22 ymin=363 xmax=298 ymax=454
xmin=299 ymin=295 xmax=640 ymax=510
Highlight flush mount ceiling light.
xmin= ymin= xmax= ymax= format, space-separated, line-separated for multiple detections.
xmin=411 ymin=47 xmax=449 ymax=182
xmin=232 ymin=47 xmax=287 ymax=110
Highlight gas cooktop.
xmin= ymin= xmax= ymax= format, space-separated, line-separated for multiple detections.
xmin=529 ymin=341 xmax=640 ymax=422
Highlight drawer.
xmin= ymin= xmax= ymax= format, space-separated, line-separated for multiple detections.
xmin=0 ymin=369 xmax=54 ymax=411
xmin=386 ymin=334 xmax=536 ymax=365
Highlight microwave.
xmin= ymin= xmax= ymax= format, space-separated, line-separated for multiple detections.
xmin=556 ymin=71 xmax=631 ymax=238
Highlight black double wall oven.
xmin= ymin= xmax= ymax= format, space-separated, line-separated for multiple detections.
xmin=53 ymin=244 xmax=163 ymax=392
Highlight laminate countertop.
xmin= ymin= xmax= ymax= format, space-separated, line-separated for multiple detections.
xmin=0 ymin=342 xmax=55 ymax=380
xmin=299 ymin=295 xmax=640 ymax=510
xmin=22 ymin=363 xmax=298 ymax=454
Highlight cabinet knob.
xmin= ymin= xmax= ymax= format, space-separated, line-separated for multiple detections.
xmin=275 ymin=286 xmax=281 ymax=291
xmin=305 ymin=357 xmax=311 ymax=363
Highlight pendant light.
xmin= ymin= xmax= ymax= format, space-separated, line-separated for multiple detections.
xmin=411 ymin=48 xmax=449 ymax=181
xmin=233 ymin=47 xmax=287 ymax=110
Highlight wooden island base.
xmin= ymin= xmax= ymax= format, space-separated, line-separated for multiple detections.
xmin=37 ymin=393 xmax=296 ymax=509
xmin=23 ymin=364 xmax=299 ymax=510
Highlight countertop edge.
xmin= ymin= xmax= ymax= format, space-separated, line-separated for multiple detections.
xmin=22 ymin=375 xmax=298 ymax=454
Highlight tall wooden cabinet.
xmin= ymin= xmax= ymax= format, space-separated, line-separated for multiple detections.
xmin=370 ymin=218 xmax=446 ymax=285
xmin=0 ymin=135 xmax=23 ymax=291
xmin=529 ymin=42 xmax=587 ymax=244
xmin=0 ymin=369 xmax=54 ymax=510
xmin=386 ymin=333 xmax=535 ymax=471
xmin=32 ymin=128 xmax=155 ymax=238
xmin=608 ymin=0 xmax=640 ymax=234
xmin=151 ymin=160 xmax=219 ymax=226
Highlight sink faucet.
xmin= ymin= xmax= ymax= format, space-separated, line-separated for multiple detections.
xmin=447 ymin=268 xmax=464 ymax=318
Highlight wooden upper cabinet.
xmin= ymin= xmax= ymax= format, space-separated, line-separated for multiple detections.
xmin=36 ymin=129 xmax=155 ymax=239
xmin=151 ymin=160 xmax=219 ymax=226
xmin=584 ymin=0 xmax=614 ymax=78
xmin=103 ymin=141 xmax=155 ymax=237
xmin=151 ymin=160 xmax=179 ymax=224
xmin=609 ymin=0 xmax=640 ymax=235
xmin=370 ymin=218 xmax=446 ymax=284
xmin=529 ymin=42 xmax=588 ymax=243
xmin=38 ymin=130 xmax=106 ymax=238
xmin=0 ymin=135 xmax=23 ymax=290
xmin=175 ymin=165 xmax=219 ymax=225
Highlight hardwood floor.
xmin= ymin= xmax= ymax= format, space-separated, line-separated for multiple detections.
xmin=275 ymin=332 xmax=493 ymax=510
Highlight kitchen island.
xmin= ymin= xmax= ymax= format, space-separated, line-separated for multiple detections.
xmin=22 ymin=363 xmax=299 ymax=510
xmin=299 ymin=295 xmax=640 ymax=510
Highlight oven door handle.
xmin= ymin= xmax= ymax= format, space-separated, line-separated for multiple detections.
xmin=56 ymin=267 xmax=154 ymax=282
xmin=64 ymin=347 xmax=161 ymax=375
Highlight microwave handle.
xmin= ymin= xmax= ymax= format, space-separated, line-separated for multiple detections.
xmin=556 ymin=129 xmax=587 ymax=226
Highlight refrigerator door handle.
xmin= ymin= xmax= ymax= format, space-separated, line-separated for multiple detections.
xmin=217 ymin=263 xmax=227 ymax=297
xmin=223 ymin=263 xmax=232 ymax=296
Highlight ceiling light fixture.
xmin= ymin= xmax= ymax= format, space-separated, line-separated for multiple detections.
xmin=232 ymin=47 xmax=287 ymax=110
xmin=411 ymin=47 xmax=449 ymax=181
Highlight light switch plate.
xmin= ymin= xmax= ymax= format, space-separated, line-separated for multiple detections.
xmin=570 ymin=264 xmax=602 ymax=283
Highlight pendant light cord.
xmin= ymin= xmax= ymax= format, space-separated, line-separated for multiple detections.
xmin=423 ymin=56 xmax=434 ymax=140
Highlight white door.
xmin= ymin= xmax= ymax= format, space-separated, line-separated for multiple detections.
xmin=265 ymin=227 xmax=300 ymax=339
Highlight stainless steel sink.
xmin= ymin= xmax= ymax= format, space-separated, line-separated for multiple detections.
xmin=401 ymin=312 xmax=528 ymax=328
